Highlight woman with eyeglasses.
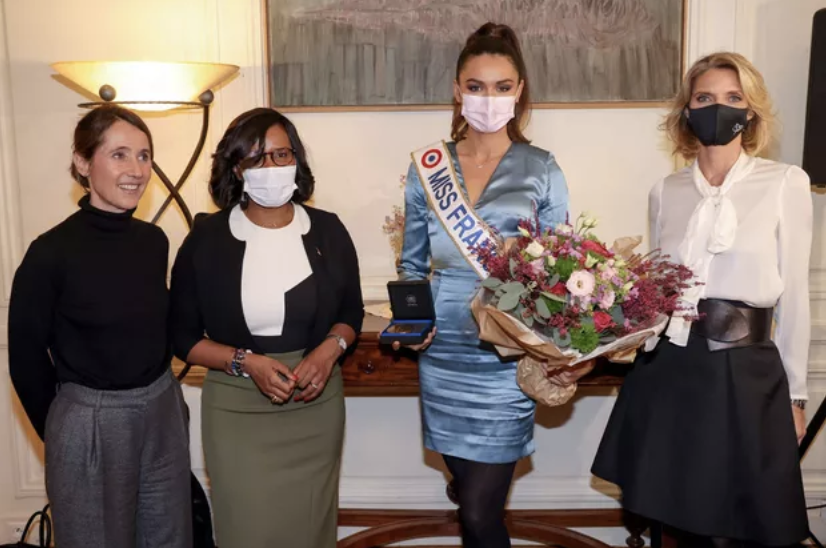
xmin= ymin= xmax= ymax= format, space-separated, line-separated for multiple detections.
xmin=170 ymin=107 xmax=363 ymax=548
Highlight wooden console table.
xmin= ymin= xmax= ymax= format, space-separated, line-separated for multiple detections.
xmin=336 ymin=320 xmax=647 ymax=548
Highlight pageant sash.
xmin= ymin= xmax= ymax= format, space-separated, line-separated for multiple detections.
xmin=411 ymin=141 xmax=497 ymax=279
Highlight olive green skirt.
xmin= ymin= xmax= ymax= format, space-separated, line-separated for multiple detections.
xmin=202 ymin=349 xmax=344 ymax=548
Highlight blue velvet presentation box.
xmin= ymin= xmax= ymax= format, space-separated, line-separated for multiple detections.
xmin=379 ymin=280 xmax=435 ymax=346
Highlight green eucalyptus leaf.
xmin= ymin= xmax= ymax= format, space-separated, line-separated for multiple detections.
xmin=481 ymin=277 xmax=503 ymax=289
xmin=541 ymin=291 xmax=566 ymax=303
xmin=542 ymin=296 xmax=564 ymax=315
xmin=497 ymin=291 xmax=521 ymax=311
xmin=501 ymin=281 xmax=526 ymax=294
xmin=536 ymin=297 xmax=552 ymax=319
xmin=552 ymin=328 xmax=572 ymax=348
xmin=609 ymin=305 xmax=625 ymax=326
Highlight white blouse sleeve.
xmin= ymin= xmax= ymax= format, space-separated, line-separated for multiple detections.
xmin=648 ymin=179 xmax=664 ymax=251
xmin=774 ymin=166 xmax=813 ymax=400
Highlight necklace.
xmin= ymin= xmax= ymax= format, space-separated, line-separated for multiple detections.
xmin=475 ymin=157 xmax=496 ymax=169
xmin=247 ymin=203 xmax=294 ymax=229
xmin=471 ymin=149 xmax=507 ymax=169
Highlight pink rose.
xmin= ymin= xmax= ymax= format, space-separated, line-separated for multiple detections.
xmin=566 ymin=270 xmax=596 ymax=297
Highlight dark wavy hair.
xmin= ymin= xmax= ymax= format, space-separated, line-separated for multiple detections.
xmin=451 ymin=22 xmax=532 ymax=144
xmin=70 ymin=105 xmax=154 ymax=189
xmin=209 ymin=108 xmax=315 ymax=209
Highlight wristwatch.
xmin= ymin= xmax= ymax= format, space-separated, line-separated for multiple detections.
xmin=326 ymin=333 xmax=347 ymax=353
xmin=792 ymin=399 xmax=806 ymax=410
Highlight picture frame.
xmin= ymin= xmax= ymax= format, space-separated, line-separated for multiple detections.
xmin=264 ymin=0 xmax=688 ymax=111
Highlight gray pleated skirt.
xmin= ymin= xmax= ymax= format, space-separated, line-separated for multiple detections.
xmin=201 ymin=349 xmax=345 ymax=548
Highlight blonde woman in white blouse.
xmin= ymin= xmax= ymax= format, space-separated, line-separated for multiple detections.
xmin=592 ymin=52 xmax=812 ymax=547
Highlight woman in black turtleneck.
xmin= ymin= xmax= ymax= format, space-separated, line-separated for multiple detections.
xmin=8 ymin=105 xmax=191 ymax=548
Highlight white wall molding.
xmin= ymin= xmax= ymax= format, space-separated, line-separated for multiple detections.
xmin=1 ymin=516 xmax=33 ymax=545
xmin=338 ymin=475 xmax=620 ymax=508
xmin=0 ymin=0 xmax=46 ymax=515
xmin=0 ymin=0 xmax=22 ymax=306
xmin=685 ymin=0 xmax=740 ymax=66
xmin=733 ymin=0 xmax=757 ymax=60
xmin=213 ymin=0 xmax=267 ymax=116
xmin=361 ymin=275 xmax=393 ymax=302
xmin=685 ymin=0 xmax=707 ymax=68
xmin=339 ymin=473 xmax=826 ymax=509
xmin=10 ymin=431 xmax=44 ymax=499
xmin=811 ymin=268 xmax=826 ymax=301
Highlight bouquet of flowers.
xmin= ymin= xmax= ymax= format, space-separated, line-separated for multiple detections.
xmin=471 ymin=212 xmax=695 ymax=406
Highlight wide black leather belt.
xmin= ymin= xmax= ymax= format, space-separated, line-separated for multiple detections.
xmin=690 ymin=299 xmax=773 ymax=352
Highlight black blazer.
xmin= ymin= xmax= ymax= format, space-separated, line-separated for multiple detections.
xmin=170 ymin=205 xmax=364 ymax=363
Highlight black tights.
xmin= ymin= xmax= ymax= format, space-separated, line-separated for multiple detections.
xmin=443 ymin=455 xmax=517 ymax=548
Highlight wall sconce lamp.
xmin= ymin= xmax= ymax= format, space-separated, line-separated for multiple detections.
xmin=51 ymin=60 xmax=239 ymax=228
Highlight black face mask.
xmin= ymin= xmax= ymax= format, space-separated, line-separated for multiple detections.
xmin=685 ymin=104 xmax=749 ymax=146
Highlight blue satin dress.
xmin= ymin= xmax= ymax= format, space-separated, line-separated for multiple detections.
xmin=398 ymin=141 xmax=569 ymax=464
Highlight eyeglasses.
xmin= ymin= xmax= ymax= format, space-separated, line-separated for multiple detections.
xmin=239 ymin=147 xmax=295 ymax=170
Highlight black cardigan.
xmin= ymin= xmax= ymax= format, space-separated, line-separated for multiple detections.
xmin=170 ymin=205 xmax=364 ymax=362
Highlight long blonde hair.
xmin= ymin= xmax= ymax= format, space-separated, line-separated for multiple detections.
xmin=663 ymin=52 xmax=776 ymax=159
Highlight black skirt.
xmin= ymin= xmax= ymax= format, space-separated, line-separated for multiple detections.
xmin=592 ymin=334 xmax=808 ymax=546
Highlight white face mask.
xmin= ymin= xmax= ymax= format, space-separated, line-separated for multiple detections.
xmin=242 ymin=165 xmax=298 ymax=208
xmin=461 ymin=94 xmax=517 ymax=133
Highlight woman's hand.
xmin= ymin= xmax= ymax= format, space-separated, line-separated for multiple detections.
xmin=391 ymin=327 xmax=437 ymax=352
xmin=292 ymin=338 xmax=340 ymax=403
xmin=244 ymin=353 xmax=297 ymax=404
xmin=792 ymin=405 xmax=807 ymax=445
xmin=545 ymin=359 xmax=596 ymax=387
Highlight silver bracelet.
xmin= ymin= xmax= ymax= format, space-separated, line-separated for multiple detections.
xmin=792 ymin=399 xmax=806 ymax=410
xmin=325 ymin=333 xmax=347 ymax=352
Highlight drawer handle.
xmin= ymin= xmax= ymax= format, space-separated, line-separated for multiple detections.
xmin=361 ymin=359 xmax=375 ymax=374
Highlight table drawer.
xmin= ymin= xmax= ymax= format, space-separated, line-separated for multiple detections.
xmin=341 ymin=342 xmax=420 ymax=396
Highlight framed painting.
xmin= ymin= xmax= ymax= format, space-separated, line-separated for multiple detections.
xmin=264 ymin=0 xmax=687 ymax=111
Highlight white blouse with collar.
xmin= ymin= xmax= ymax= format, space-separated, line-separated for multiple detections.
xmin=650 ymin=152 xmax=813 ymax=400
xmin=229 ymin=203 xmax=312 ymax=337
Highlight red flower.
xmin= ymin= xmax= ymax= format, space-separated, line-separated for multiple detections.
xmin=581 ymin=239 xmax=612 ymax=257
xmin=593 ymin=311 xmax=615 ymax=332
xmin=549 ymin=282 xmax=567 ymax=296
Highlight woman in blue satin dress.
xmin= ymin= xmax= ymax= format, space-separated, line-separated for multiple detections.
xmin=396 ymin=23 xmax=595 ymax=548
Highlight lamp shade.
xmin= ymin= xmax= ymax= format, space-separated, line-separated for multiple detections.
xmin=51 ymin=61 xmax=239 ymax=111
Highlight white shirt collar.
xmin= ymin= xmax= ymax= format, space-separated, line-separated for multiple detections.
xmin=228 ymin=203 xmax=311 ymax=241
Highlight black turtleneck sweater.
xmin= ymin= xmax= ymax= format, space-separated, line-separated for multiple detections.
xmin=8 ymin=195 xmax=172 ymax=440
